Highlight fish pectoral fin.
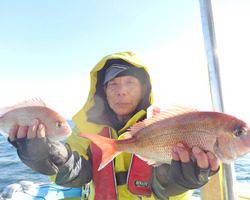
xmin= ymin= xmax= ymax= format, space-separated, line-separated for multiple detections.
xmin=136 ymin=154 xmax=161 ymax=166
xmin=147 ymin=160 xmax=161 ymax=166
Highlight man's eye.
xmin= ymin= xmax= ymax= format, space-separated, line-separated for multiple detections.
xmin=108 ymin=81 xmax=115 ymax=85
xmin=127 ymin=80 xmax=135 ymax=85
xmin=108 ymin=82 xmax=118 ymax=88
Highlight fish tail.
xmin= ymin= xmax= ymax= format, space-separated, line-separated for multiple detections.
xmin=0 ymin=117 xmax=8 ymax=138
xmin=79 ymin=132 xmax=121 ymax=171
xmin=0 ymin=108 xmax=6 ymax=117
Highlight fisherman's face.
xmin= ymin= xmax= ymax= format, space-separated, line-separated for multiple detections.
xmin=105 ymin=75 xmax=143 ymax=120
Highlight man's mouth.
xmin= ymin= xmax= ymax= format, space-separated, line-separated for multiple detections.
xmin=116 ymin=102 xmax=130 ymax=106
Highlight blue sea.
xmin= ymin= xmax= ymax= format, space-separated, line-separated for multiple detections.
xmin=0 ymin=130 xmax=250 ymax=193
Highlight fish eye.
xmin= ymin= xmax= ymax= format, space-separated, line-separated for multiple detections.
xmin=56 ymin=121 xmax=62 ymax=128
xmin=233 ymin=124 xmax=246 ymax=137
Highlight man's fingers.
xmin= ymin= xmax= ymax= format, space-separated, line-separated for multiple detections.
xmin=9 ymin=121 xmax=46 ymax=140
xmin=192 ymin=146 xmax=209 ymax=169
xmin=175 ymin=143 xmax=190 ymax=163
xmin=37 ymin=124 xmax=46 ymax=138
xmin=27 ymin=119 xmax=39 ymax=139
xmin=171 ymin=146 xmax=180 ymax=161
xmin=207 ymin=152 xmax=219 ymax=171
xmin=9 ymin=125 xmax=19 ymax=141
xmin=17 ymin=126 xmax=29 ymax=138
xmin=152 ymin=107 xmax=161 ymax=116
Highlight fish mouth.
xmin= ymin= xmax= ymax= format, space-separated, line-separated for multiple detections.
xmin=66 ymin=125 xmax=72 ymax=132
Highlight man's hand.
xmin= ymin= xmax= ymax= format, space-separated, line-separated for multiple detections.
xmin=172 ymin=143 xmax=219 ymax=172
xmin=9 ymin=119 xmax=46 ymax=141
xmin=151 ymin=143 xmax=220 ymax=199
xmin=166 ymin=142 xmax=220 ymax=190
xmin=8 ymin=120 xmax=70 ymax=175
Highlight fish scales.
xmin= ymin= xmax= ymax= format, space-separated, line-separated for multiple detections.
xmin=119 ymin=131 xmax=215 ymax=163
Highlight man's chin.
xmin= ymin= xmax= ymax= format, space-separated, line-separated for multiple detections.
xmin=115 ymin=109 xmax=133 ymax=117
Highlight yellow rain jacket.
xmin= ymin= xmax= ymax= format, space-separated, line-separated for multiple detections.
xmin=64 ymin=52 xmax=191 ymax=200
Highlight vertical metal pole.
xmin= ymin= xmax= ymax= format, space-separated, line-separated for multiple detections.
xmin=198 ymin=0 xmax=238 ymax=200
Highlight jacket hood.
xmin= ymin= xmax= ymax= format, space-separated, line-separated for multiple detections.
xmin=72 ymin=51 xmax=153 ymax=133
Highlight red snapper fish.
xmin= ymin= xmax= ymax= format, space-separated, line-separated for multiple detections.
xmin=0 ymin=98 xmax=71 ymax=140
xmin=80 ymin=107 xmax=250 ymax=170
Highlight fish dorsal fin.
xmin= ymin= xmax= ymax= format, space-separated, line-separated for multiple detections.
xmin=150 ymin=106 xmax=198 ymax=119
xmin=128 ymin=106 xmax=198 ymax=135
xmin=0 ymin=98 xmax=46 ymax=117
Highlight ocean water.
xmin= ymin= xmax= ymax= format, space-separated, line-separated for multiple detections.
xmin=0 ymin=134 xmax=49 ymax=191
xmin=0 ymin=132 xmax=250 ymax=192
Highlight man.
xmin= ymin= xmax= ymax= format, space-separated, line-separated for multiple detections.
xmin=8 ymin=52 xmax=219 ymax=200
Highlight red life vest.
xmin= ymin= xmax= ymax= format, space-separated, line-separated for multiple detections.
xmin=90 ymin=127 xmax=153 ymax=200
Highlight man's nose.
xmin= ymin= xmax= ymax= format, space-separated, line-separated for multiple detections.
xmin=116 ymin=84 xmax=129 ymax=96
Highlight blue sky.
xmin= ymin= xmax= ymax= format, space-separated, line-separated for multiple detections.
xmin=0 ymin=0 xmax=199 ymax=79
xmin=1 ymin=1 xmax=250 ymax=120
